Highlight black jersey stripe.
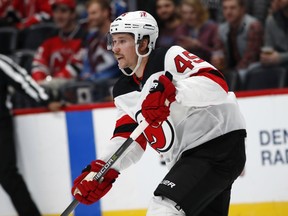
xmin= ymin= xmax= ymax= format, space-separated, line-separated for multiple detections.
xmin=113 ymin=123 xmax=138 ymax=136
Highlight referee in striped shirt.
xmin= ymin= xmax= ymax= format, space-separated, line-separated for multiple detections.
xmin=0 ymin=54 xmax=61 ymax=216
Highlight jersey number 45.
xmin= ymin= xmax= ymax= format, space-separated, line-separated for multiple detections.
xmin=174 ymin=51 xmax=204 ymax=73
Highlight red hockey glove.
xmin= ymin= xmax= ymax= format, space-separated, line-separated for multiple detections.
xmin=142 ymin=72 xmax=176 ymax=127
xmin=71 ymin=160 xmax=119 ymax=205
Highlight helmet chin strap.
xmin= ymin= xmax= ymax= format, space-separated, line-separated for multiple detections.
xmin=120 ymin=56 xmax=142 ymax=76
xmin=120 ymin=44 xmax=152 ymax=76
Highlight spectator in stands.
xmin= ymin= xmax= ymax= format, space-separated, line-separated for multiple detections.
xmin=260 ymin=0 xmax=288 ymax=70
xmin=0 ymin=0 xmax=52 ymax=29
xmin=175 ymin=0 xmax=218 ymax=62
xmin=60 ymin=0 xmax=120 ymax=103
xmin=31 ymin=0 xmax=86 ymax=88
xmin=244 ymin=0 xmax=271 ymax=24
xmin=0 ymin=54 xmax=62 ymax=216
xmin=211 ymin=0 xmax=263 ymax=80
xmin=75 ymin=0 xmax=127 ymax=24
xmin=155 ymin=0 xmax=181 ymax=48
xmin=77 ymin=0 xmax=120 ymax=81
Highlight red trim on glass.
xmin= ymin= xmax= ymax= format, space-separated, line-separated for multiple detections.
xmin=13 ymin=88 xmax=288 ymax=116
xmin=13 ymin=102 xmax=115 ymax=116
xmin=235 ymin=88 xmax=288 ymax=98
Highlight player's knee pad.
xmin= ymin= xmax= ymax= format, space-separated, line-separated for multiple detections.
xmin=146 ymin=196 xmax=185 ymax=216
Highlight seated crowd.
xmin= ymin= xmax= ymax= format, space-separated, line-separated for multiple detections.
xmin=0 ymin=0 xmax=288 ymax=108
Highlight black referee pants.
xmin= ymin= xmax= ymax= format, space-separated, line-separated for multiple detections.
xmin=0 ymin=116 xmax=41 ymax=216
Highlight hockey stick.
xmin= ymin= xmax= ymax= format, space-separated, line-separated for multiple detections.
xmin=60 ymin=119 xmax=149 ymax=216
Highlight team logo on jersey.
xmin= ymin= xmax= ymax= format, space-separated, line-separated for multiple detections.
xmin=136 ymin=111 xmax=175 ymax=153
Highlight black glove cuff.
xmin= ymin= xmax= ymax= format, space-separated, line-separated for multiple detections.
xmin=149 ymin=80 xmax=164 ymax=93
xmin=82 ymin=164 xmax=91 ymax=173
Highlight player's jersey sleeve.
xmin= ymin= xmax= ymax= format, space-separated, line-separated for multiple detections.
xmin=99 ymin=105 xmax=147 ymax=171
xmin=164 ymin=45 xmax=229 ymax=107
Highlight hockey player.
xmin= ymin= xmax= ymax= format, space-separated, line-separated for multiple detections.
xmin=71 ymin=11 xmax=246 ymax=215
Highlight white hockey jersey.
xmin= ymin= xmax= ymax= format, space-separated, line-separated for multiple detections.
xmin=100 ymin=46 xmax=246 ymax=171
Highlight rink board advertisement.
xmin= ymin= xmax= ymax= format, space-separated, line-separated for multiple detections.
xmin=0 ymin=90 xmax=288 ymax=216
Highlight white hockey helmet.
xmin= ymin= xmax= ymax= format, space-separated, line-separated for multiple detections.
xmin=107 ymin=11 xmax=159 ymax=76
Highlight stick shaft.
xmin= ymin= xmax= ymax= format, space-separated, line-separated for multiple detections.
xmin=61 ymin=199 xmax=79 ymax=216
xmin=60 ymin=120 xmax=149 ymax=216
